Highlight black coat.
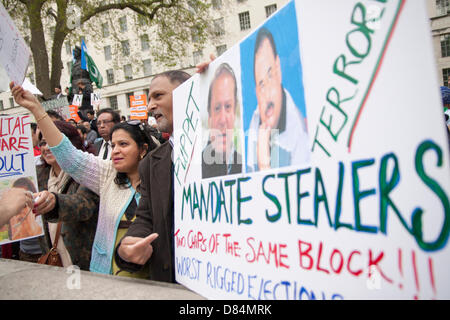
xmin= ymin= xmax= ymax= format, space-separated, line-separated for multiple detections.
xmin=115 ymin=141 xmax=175 ymax=282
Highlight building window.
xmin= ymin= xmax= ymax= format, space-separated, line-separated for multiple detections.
xmin=0 ymin=100 xmax=3 ymax=111
xmin=121 ymin=40 xmax=130 ymax=56
xmin=126 ymin=92 xmax=134 ymax=109
xmin=437 ymin=0 xmax=450 ymax=16
xmin=67 ymin=61 xmax=72 ymax=74
xmin=443 ymin=68 xmax=450 ymax=86
xmin=108 ymin=96 xmax=118 ymax=110
xmin=214 ymin=18 xmax=225 ymax=36
xmin=216 ymin=44 xmax=227 ymax=57
xmin=119 ymin=16 xmax=127 ymax=32
xmin=141 ymin=34 xmax=150 ymax=51
xmin=191 ymin=28 xmax=200 ymax=42
xmin=143 ymin=59 xmax=152 ymax=76
xmin=104 ymin=45 xmax=112 ymax=60
xmin=265 ymin=4 xmax=277 ymax=17
xmin=239 ymin=11 xmax=251 ymax=31
xmin=102 ymin=23 xmax=110 ymax=37
xmin=212 ymin=0 xmax=222 ymax=9
xmin=124 ymin=64 xmax=133 ymax=80
xmin=9 ymin=98 xmax=15 ymax=108
xmin=193 ymin=50 xmax=203 ymax=65
xmin=106 ymin=68 xmax=115 ymax=85
xmin=441 ymin=34 xmax=450 ymax=57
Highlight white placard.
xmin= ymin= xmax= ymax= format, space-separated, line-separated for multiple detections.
xmin=172 ymin=0 xmax=450 ymax=300
xmin=0 ymin=2 xmax=31 ymax=86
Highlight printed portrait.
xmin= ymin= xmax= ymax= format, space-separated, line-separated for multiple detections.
xmin=240 ymin=1 xmax=311 ymax=173
xmin=201 ymin=51 xmax=243 ymax=179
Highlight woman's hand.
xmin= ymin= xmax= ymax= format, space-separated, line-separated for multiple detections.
xmin=9 ymin=82 xmax=43 ymax=113
xmin=32 ymin=191 xmax=56 ymax=216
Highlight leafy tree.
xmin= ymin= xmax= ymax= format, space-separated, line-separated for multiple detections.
xmin=2 ymin=0 xmax=212 ymax=98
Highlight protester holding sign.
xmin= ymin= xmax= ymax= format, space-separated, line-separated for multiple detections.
xmin=32 ymin=120 xmax=99 ymax=270
xmin=10 ymin=81 xmax=160 ymax=278
xmin=115 ymin=70 xmax=190 ymax=283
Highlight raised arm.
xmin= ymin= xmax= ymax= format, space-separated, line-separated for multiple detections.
xmin=10 ymin=82 xmax=63 ymax=147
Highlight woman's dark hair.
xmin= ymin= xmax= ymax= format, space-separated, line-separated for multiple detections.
xmin=39 ymin=120 xmax=85 ymax=166
xmin=110 ymin=122 xmax=159 ymax=188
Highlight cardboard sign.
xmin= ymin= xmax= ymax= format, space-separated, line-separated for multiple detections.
xmin=172 ymin=0 xmax=450 ymax=300
xmin=0 ymin=2 xmax=31 ymax=86
xmin=91 ymin=92 xmax=101 ymax=108
xmin=68 ymin=105 xmax=81 ymax=122
xmin=129 ymin=94 xmax=148 ymax=120
xmin=41 ymin=97 xmax=71 ymax=120
xmin=72 ymin=94 xmax=83 ymax=107
xmin=0 ymin=115 xmax=44 ymax=244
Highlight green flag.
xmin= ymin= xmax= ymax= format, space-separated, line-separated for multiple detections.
xmin=81 ymin=39 xmax=103 ymax=88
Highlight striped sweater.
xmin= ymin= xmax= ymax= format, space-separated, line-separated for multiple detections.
xmin=50 ymin=135 xmax=137 ymax=274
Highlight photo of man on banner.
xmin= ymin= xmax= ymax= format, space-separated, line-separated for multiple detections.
xmin=202 ymin=62 xmax=243 ymax=179
xmin=241 ymin=2 xmax=310 ymax=172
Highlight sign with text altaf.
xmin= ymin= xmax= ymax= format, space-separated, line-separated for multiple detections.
xmin=0 ymin=115 xmax=44 ymax=245
xmin=172 ymin=0 xmax=450 ymax=299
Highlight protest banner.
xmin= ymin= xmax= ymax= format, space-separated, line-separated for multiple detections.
xmin=172 ymin=0 xmax=450 ymax=300
xmin=72 ymin=94 xmax=83 ymax=107
xmin=41 ymin=96 xmax=71 ymax=120
xmin=68 ymin=105 xmax=81 ymax=122
xmin=0 ymin=115 xmax=44 ymax=244
xmin=129 ymin=94 xmax=148 ymax=120
xmin=0 ymin=2 xmax=31 ymax=87
xmin=91 ymin=92 xmax=101 ymax=110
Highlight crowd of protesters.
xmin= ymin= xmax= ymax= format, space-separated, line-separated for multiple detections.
xmin=1 ymin=56 xmax=450 ymax=283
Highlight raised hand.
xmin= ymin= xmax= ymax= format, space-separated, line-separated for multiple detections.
xmin=9 ymin=82 xmax=42 ymax=112
xmin=118 ymin=233 xmax=159 ymax=265
xmin=196 ymin=53 xmax=216 ymax=74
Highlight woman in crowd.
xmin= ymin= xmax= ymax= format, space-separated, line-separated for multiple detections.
xmin=33 ymin=120 xmax=99 ymax=271
xmin=11 ymin=82 xmax=160 ymax=278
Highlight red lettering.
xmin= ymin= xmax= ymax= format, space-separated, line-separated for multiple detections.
xmin=330 ymin=249 xmax=344 ymax=274
xmin=18 ymin=137 xmax=29 ymax=150
xmin=347 ymin=250 xmax=363 ymax=276
xmin=368 ymin=249 xmax=393 ymax=283
xmin=279 ymin=244 xmax=290 ymax=269
xmin=298 ymin=240 xmax=313 ymax=270
xmin=246 ymin=237 xmax=256 ymax=263
xmin=316 ymin=242 xmax=330 ymax=274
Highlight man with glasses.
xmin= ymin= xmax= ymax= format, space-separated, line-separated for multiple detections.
xmin=247 ymin=27 xmax=310 ymax=172
xmin=94 ymin=108 xmax=120 ymax=159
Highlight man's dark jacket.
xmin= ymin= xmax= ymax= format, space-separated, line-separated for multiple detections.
xmin=115 ymin=141 xmax=175 ymax=282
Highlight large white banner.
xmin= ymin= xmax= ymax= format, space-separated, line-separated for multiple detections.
xmin=172 ymin=0 xmax=450 ymax=299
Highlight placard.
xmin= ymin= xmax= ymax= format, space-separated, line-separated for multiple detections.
xmin=0 ymin=115 xmax=44 ymax=244
xmin=129 ymin=94 xmax=148 ymax=120
xmin=0 ymin=2 xmax=31 ymax=86
xmin=172 ymin=0 xmax=450 ymax=300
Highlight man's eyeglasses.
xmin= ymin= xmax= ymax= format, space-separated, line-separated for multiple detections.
xmin=97 ymin=119 xmax=114 ymax=126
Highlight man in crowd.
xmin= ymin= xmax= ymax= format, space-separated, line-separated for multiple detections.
xmin=94 ymin=108 xmax=120 ymax=159
xmin=202 ymin=62 xmax=242 ymax=178
xmin=83 ymin=121 xmax=98 ymax=145
xmin=115 ymin=70 xmax=190 ymax=283
xmin=50 ymin=85 xmax=64 ymax=100
xmin=247 ymin=27 xmax=310 ymax=172
xmin=86 ymin=110 xmax=98 ymax=134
